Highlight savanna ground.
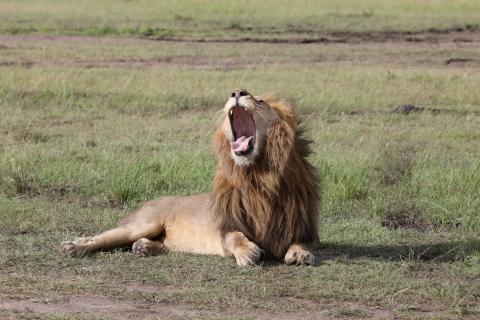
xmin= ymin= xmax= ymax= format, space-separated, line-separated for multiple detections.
xmin=0 ymin=1 xmax=479 ymax=319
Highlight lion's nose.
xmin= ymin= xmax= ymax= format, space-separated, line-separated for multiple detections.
xmin=231 ymin=89 xmax=248 ymax=99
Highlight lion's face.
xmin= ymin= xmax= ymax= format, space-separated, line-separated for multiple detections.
xmin=222 ymin=89 xmax=278 ymax=166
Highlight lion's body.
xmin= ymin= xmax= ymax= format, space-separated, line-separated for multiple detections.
xmin=61 ymin=91 xmax=320 ymax=266
xmin=121 ymin=193 xmax=224 ymax=256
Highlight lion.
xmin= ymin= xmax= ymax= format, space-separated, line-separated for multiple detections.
xmin=61 ymin=89 xmax=320 ymax=266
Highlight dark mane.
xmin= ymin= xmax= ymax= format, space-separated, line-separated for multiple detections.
xmin=212 ymin=97 xmax=319 ymax=259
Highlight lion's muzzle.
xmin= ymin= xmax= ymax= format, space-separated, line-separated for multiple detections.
xmin=229 ymin=106 xmax=256 ymax=156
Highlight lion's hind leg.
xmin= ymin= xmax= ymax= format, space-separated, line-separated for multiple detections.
xmin=132 ymin=238 xmax=167 ymax=256
xmin=61 ymin=220 xmax=165 ymax=257
xmin=61 ymin=199 xmax=174 ymax=257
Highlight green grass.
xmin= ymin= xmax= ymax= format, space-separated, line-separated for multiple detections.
xmin=1 ymin=2 xmax=480 ymax=319
xmin=0 ymin=0 xmax=479 ymax=38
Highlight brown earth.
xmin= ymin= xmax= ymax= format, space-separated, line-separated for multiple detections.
xmin=0 ymin=294 xmax=459 ymax=320
xmin=2 ymin=27 xmax=480 ymax=44
xmin=0 ymin=31 xmax=480 ymax=70
xmin=151 ymin=28 xmax=480 ymax=44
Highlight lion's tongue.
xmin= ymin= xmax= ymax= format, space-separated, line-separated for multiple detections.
xmin=231 ymin=136 xmax=253 ymax=153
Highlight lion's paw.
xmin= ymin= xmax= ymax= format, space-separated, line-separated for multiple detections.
xmin=60 ymin=240 xmax=83 ymax=257
xmin=234 ymin=241 xmax=262 ymax=266
xmin=132 ymin=238 xmax=165 ymax=257
xmin=284 ymin=245 xmax=315 ymax=266
xmin=60 ymin=237 xmax=94 ymax=257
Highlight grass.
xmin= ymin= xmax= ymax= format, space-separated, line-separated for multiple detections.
xmin=0 ymin=0 xmax=480 ymax=38
xmin=1 ymin=2 xmax=480 ymax=319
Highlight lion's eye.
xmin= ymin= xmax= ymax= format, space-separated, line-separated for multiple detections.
xmin=239 ymin=91 xmax=247 ymax=97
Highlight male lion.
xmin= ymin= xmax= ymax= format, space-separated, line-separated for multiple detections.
xmin=61 ymin=89 xmax=320 ymax=266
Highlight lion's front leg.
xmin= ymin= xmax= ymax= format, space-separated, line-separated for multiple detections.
xmin=284 ymin=243 xmax=316 ymax=265
xmin=223 ymin=231 xmax=262 ymax=266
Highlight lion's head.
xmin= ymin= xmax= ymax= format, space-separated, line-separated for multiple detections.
xmin=220 ymin=89 xmax=279 ymax=166
xmin=213 ymin=89 xmax=319 ymax=260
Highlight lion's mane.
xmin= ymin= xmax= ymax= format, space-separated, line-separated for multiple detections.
xmin=212 ymin=97 xmax=319 ymax=259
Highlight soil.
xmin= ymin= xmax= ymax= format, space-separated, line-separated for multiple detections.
xmin=151 ymin=28 xmax=480 ymax=44
xmin=0 ymin=294 xmax=457 ymax=319
xmin=0 ymin=294 xmax=197 ymax=319
xmin=0 ymin=30 xmax=480 ymax=70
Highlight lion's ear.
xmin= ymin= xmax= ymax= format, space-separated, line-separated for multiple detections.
xmin=265 ymin=119 xmax=295 ymax=173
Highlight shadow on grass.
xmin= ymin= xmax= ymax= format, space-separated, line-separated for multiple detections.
xmin=316 ymin=239 xmax=480 ymax=262
xmin=61 ymin=239 xmax=479 ymax=265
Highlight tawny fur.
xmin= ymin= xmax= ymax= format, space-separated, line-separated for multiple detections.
xmin=212 ymin=97 xmax=319 ymax=259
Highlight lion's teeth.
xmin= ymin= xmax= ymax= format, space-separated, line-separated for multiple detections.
xmin=230 ymin=110 xmax=233 ymax=116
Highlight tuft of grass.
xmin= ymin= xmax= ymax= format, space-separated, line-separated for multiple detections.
xmin=2 ymin=166 xmax=40 ymax=198
xmin=376 ymin=144 xmax=418 ymax=186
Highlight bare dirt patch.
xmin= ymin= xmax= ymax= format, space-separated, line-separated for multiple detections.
xmin=0 ymin=295 xmax=380 ymax=320
xmin=381 ymin=206 xmax=432 ymax=231
xmin=444 ymin=57 xmax=480 ymax=66
xmin=1 ymin=28 xmax=480 ymax=45
xmin=37 ymin=56 xmax=263 ymax=71
xmin=1 ymin=32 xmax=480 ymax=70
xmin=0 ymin=294 xmax=203 ymax=319
xmin=151 ymin=28 xmax=480 ymax=44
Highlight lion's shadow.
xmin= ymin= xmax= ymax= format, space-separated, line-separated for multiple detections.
xmin=315 ymin=239 xmax=479 ymax=263
xmin=264 ymin=239 xmax=479 ymax=266
xmin=113 ymin=238 xmax=479 ymax=266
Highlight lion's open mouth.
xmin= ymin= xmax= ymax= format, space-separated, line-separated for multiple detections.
xmin=229 ymin=106 xmax=256 ymax=156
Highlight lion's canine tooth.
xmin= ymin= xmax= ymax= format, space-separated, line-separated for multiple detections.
xmin=230 ymin=109 xmax=233 ymax=116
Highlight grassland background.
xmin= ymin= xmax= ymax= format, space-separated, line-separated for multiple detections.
xmin=0 ymin=0 xmax=480 ymax=38
xmin=0 ymin=1 xmax=479 ymax=319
